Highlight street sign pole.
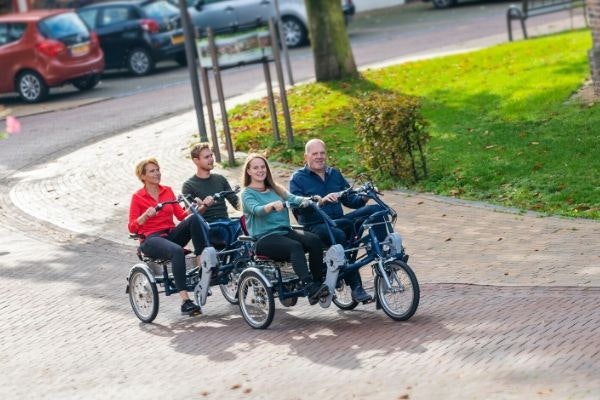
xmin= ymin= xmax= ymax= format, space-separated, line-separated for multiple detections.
xmin=176 ymin=0 xmax=208 ymax=142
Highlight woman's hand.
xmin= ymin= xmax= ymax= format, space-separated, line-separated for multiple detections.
xmin=266 ymin=200 xmax=284 ymax=213
xmin=138 ymin=206 xmax=156 ymax=225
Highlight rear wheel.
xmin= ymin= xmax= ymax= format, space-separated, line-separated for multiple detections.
xmin=332 ymin=280 xmax=358 ymax=310
xmin=72 ymin=74 xmax=100 ymax=91
xmin=281 ymin=16 xmax=307 ymax=48
xmin=16 ymin=71 xmax=48 ymax=103
xmin=129 ymin=266 xmax=159 ymax=323
xmin=375 ymin=260 xmax=419 ymax=321
xmin=238 ymin=271 xmax=274 ymax=329
xmin=127 ymin=47 xmax=154 ymax=76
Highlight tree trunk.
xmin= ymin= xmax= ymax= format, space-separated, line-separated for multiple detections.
xmin=305 ymin=0 xmax=359 ymax=81
xmin=588 ymin=0 xmax=600 ymax=95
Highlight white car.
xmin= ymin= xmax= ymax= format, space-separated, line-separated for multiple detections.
xmin=172 ymin=0 xmax=355 ymax=48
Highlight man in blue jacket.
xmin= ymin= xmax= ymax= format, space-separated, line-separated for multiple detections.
xmin=289 ymin=138 xmax=386 ymax=303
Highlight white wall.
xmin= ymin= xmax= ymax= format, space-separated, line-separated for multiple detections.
xmin=353 ymin=0 xmax=405 ymax=13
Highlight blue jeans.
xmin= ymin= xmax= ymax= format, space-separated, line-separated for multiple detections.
xmin=141 ymin=215 xmax=207 ymax=292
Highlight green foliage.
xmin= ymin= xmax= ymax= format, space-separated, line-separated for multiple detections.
xmin=227 ymin=29 xmax=599 ymax=219
xmin=353 ymin=92 xmax=430 ymax=184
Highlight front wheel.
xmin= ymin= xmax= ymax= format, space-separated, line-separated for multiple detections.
xmin=219 ymin=273 xmax=239 ymax=305
xmin=375 ymin=261 xmax=419 ymax=321
xmin=238 ymin=271 xmax=274 ymax=329
xmin=128 ymin=266 xmax=159 ymax=323
xmin=332 ymin=280 xmax=358 ymax=310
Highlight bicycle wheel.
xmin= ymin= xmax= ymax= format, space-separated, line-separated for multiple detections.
xmin=332 ymin=281 xmax=358 ymax=310
xmin=238 ymin=271 xmax=275 ymax=329
xmin=219 ymin=273 xmax=239 ymax=305
xmin=128 ymin=266 xmax=159 ymax=323
xmin=375 ymin=260 xmax=419 ymax=321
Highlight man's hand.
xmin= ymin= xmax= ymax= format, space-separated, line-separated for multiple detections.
xmin=203 ymin=195 xmax=216 ymax=207
xmin=320 ymin=192 xmax=339 ymax=205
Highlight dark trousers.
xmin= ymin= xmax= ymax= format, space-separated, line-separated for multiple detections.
xmin=305 ymin=204 xmax=388 ymax=290
xmin=256 ymin=230 xmax=324 ymax=283
xmin=141 ymin=215 xmax=207 ymax=293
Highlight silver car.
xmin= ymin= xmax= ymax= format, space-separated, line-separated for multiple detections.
xmin=171 ymin=0 xmax=354 ymax=48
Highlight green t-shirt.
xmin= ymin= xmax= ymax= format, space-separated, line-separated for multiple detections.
xmin=182 ymin=174 xmax=239 ymax=223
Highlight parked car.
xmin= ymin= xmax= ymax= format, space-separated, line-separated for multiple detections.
xmin=169 ymin=0 xmax=355 ymax=48
xmin=77 ymin=0 xmax=186 ymax=76
xmin=0 ymin=9 xmax=104 ymax=103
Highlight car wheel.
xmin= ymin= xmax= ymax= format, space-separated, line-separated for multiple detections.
xmin=16 ymin=71 xmax=48 ymax=103
xmin=281 ymin=16 xmax=307 ymax=48
xmin=127 ymin=48 xmax=154 ymax=76
xmin=72 ymin=74 xmax=101 ymax=91
xmin=432 ymin=0 xmax=456 ymax=9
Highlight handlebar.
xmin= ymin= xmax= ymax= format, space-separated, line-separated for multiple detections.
xmin=154 ymin=185 xmax=240 ymax=212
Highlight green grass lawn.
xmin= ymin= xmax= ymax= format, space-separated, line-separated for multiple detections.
xmin=228 ymin=29 xmax=599 ymax=219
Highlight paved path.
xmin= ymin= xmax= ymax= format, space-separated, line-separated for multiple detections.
xmin=1 ymin=14 xmax=599 ymax=400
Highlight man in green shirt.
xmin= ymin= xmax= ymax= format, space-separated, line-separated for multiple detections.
xmin=182 ymin=143 xmax=240 ymax=247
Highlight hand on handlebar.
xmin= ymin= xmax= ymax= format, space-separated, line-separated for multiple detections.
xmin=146 ymin=206 xmax=158 ymax=217
xmin=267 ymin=200 xmax=285 ymax=212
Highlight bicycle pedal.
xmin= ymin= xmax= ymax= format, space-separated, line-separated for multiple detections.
xmin=362 ymin=297 xmax=375 ymax=305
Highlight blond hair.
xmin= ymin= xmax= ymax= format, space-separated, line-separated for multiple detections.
xmin=134 ymin=157 xmax=159 ymax=182
xmin=190 ymin=142 xmax=211 ymax=159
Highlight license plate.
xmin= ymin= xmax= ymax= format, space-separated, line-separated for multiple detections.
xmin=171 ymin=35 xmax=184 ymax=45
xmin=70 ymin=42 xmax=90 ymax=57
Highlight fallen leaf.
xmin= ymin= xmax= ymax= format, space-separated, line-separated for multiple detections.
xmin=445 ymin=237 xmax=452 ymax=242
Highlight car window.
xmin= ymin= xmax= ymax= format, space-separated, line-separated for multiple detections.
xmin=38 ymin=13 xmax=90 ymax=43
xmin=78 ymin=9 xmax=98 ymax=29
xmin=0 ymin=22 xmax=27 ymax=46
xmin=142 ymin=0 xmax=179 ymax=19
xmin=99 ymin=7 xmax=132 ymax=26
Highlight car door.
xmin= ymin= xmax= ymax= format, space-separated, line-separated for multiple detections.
xmin=232 ymin=0 xmax=273 ymax=29
xmin=191 ymin=0 xmax=239 ymax=35
xmin=0 ymin=21 xmax=29 ymax=93
xmin=95 ymin=5 xmax=142 ymax=68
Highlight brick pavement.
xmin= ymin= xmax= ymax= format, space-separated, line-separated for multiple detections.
xmin=1 ymin=18 xmax=599 ymax=399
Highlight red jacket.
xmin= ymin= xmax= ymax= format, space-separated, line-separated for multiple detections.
xmin=128 ymin=185 xmax=187 ymax=238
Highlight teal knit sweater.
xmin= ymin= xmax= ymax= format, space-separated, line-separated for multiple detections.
xmin=241 ymin=187 xmax=306 ymax=238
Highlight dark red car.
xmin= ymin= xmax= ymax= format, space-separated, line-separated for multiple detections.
xmin=0 ymin=9 xmax=105 ymax=103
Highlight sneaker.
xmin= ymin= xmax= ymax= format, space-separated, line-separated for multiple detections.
xmin=181 ymin=299 xmax=201 ymax=316
xmin=307 ymin=283 xmax=330 ymax=306
xmin=351 ymin=286 xmax=373 ymax=303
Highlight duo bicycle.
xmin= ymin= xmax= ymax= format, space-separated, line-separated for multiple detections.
xmin=126 ymin=182 xmax=420 ymax=329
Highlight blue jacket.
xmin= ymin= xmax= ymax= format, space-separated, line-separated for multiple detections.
xmin=289 ymin=165 xmax=366 ymax=226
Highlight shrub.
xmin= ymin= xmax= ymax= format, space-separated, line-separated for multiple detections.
xmin=352 ymin=92 xmax=430 ymax=183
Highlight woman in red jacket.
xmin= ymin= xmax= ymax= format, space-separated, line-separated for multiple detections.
xmin=128 ymin=157 xmax=206 ymax=315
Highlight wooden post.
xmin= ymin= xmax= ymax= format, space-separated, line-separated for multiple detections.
xmin=200 ymin=66 xmax=221 ymax=163
xmin=268 ymin=18 xmax=294 ymax=146
xmin=262 ymin=59 xmax=280 ymax=142
xmin=207 ymin=28 xmax=236 ymax=166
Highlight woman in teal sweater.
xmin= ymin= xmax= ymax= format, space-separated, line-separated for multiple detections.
xmin=241 ymin=153 xmax=329 ymax=305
